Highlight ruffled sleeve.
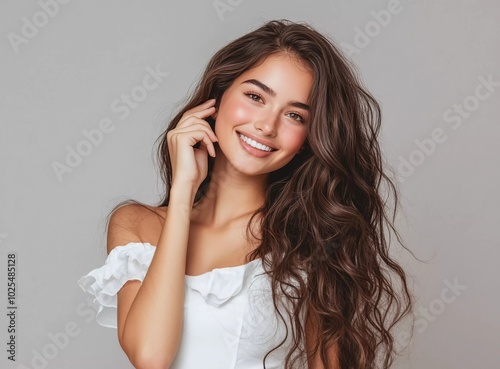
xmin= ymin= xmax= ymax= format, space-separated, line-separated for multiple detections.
xmin=77 ymin=242 xmax=156 ymax=329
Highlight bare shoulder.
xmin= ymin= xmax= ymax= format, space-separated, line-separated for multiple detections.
xmin=106 ymin=204 xmax=168 ymax=255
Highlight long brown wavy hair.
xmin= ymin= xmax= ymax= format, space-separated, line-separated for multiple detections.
xmin=106 ymin=19 xmax=417 ymax=369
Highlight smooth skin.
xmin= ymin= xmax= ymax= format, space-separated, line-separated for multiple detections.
xmin=106 ymin=53 xmax=339 ymax=368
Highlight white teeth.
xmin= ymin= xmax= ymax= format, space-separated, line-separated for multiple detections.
xmin=238 ymin=133 xmax=274 ymax=152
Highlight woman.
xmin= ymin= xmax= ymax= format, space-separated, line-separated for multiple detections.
xmin=79 ymin=19 xmax=415 ymax=369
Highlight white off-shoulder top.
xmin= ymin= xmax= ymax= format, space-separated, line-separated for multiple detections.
xmin=77 ymin=242 xmax=308 ymax=369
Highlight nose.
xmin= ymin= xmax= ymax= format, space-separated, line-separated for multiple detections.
xmin=254 ymin=110 xmax=279 ymax=136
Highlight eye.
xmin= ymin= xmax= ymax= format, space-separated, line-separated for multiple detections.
xmin=244 ymin=91 xmax=264 ymax=103
xmin=245 ymin=91 xmax=306 ymax=123
xmin=288 ymin=111 xmax=306 ymax=123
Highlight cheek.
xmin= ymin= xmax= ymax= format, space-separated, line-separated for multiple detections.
xmin=222 ymin=98 xmax=254 ymax=124
xmin=215 ymin=98 xmax=253 ymax=140
xmin=282 ymin=128 xmax=306 ymax=151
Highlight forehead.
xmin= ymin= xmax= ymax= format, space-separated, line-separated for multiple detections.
xmin=234 ymin=54 xmax=314 ymax=100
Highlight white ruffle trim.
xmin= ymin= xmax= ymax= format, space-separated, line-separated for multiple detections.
xmin=77 ymin=242 xmax=275 ymax=328
xmin=77 ymin=242 xmax=155 ymax=329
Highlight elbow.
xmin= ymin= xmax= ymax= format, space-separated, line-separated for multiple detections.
xmin=120 ymin=336 xmax=173 ymax=369
xmin=126 ymin=348 xmax=173 ymax=369
xmin=133 ymin=354 xmax=173 ymax=369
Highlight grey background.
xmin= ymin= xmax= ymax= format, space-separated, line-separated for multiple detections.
xmin=1 ymin=0 xmax=498 ymax=368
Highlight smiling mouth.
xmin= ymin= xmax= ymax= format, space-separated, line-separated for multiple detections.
xmin=236 ymin=131 xmax=277 ymax=152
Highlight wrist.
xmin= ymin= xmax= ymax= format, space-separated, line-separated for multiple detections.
xmin=170 ymin=183 xmax=197 ymax=206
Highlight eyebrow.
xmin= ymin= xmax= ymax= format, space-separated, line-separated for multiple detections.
xmin=241 ymin=79 xmax=310 ymax=111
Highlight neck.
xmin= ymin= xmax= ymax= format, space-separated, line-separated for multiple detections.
xmin=190 ymin=152 xmax=268 ymax=230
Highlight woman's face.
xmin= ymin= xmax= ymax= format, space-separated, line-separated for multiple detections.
xmin=212 ymin=53 xmax=313 ymax=176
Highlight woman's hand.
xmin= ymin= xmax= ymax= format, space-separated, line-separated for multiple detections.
xmin=167 ymin=98 xmax=219 ymax=191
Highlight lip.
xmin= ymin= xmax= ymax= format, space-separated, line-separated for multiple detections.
xmin=236 ymin=131 xmax=277 ymax=158
xmin=236 ymin=131 xmax=277 ymax=150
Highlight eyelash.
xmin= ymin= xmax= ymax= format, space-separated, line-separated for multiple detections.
xmin=244 ymin=91 xmax=306 ymax=123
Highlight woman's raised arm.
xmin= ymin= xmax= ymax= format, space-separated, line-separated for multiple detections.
xmin=108 ymin=187 xmax=194 ymax=369
xmin=109 ymin=98 xmax=218 ymax=368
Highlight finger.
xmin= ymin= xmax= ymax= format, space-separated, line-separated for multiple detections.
xmin=174 ymin=121 xmax=217 ymax=142
xmin=199 ymin=139 xmax=216 ymax=158
xmin=173 ymin=127 xmax=216 ymax=157
xmin=183 ymin=99 xmax=216 ymax=117
xmin=175 ymin=121 xmax=218 ymax=143
xmin=199 ymin=131 xmax=217 ymax=158
xmin=189 ymin=130 xmax=216 ymax=158
xmin=177 ymin=107 xmax=216 ymax=129
xmin=185 ymin=106 xmax=216 ymax=121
